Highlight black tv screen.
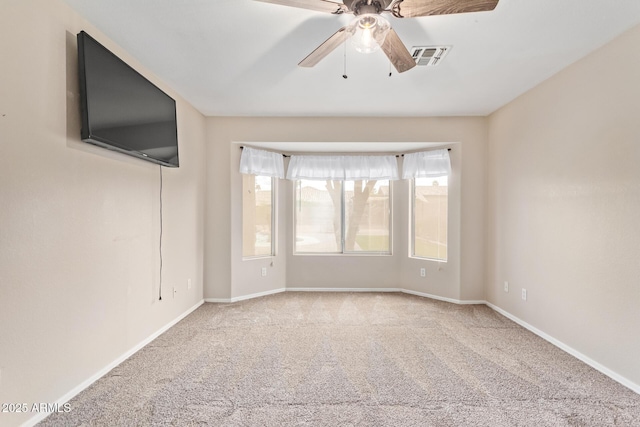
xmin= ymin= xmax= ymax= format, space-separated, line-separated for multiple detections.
xmin=77 ymin=31 xmax=179 ymax=167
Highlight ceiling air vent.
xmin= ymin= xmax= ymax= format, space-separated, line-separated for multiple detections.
xmin=410 ymin=46 xmax=451 ymax=67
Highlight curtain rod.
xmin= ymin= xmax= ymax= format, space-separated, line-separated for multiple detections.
xmin=240 ymin=146 xmax=289 ymax=157
xmin=240 ymin=146 xmax=451 ymax=158
xmin=397 ymin=148 xmax=451 ymax=158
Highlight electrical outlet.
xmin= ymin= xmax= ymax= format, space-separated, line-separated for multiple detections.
xmin=187 ymin=278 xmax=192 ymax=290
xmin=504 ymin=281 xmax=509 ymax=292
xmin=420 ymin=268 xmax=426 ymax=277
xmin=261 ymin=267 xmax=267 ymax=277
xmin=521 ymin=288 xmax=527 ymax=301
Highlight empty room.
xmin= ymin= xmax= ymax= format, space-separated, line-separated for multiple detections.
xmin=1 ymin=0 xmax=639 ymax=426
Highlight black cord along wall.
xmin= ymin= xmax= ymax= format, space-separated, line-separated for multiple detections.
xmin=159 ymin=165 xmax=163 ymax=301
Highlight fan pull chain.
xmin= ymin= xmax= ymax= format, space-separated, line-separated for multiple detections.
xmin=342 ymin=41 xmax=348 ymax=79
xmin=389 ymin=60 xmax=392 ymax=77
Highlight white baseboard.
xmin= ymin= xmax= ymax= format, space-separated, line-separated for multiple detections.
xmin=206 ymin=287 xmax=484 ymax=306
xmin=204 ymin=297 xmax=231 ymax=303
xmin=401 ymin=288 xmax=485 ymax=305
xmin=288 ymin=287 xmax=484 ymax=305
xmin=485 ymin=302 xmax=640 ymax=395
xmin=24 ymin=299 xmax=204 ymax=427
xmin=287 ymin=287 xmax=402 ymax=293
xmin=204 ymin=287 xmax=286 ymax=304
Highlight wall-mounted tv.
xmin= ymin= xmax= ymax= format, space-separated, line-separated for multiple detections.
xmin=77 ymin=31 xmax=179 ymax=167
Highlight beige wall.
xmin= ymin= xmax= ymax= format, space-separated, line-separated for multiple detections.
xmin=487 ymin=24 xmax=640 ymax=387
xmin=6 ymin=1 xmax=638 ymax=424
xmin=0 ymin=1 xmax=206 ymax=425
xmin=204 ymin=117 xmax=488 ymax=302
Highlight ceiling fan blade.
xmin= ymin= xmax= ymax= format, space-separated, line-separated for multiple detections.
xmin=392 ymin=0 xmax=499 ymax=18
xmin=299 ymin=26 xmax=353 ymax=68
xmin=254 ymin=0 xmax=348 ymax=14
xmin=380 ymin=28 xmax=416 ymax=73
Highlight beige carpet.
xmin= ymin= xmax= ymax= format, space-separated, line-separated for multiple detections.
xmin=40 ymin=292 xmax=640 ymax=426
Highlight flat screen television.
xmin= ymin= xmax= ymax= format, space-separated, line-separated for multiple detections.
xmin=77 ymin=31 xmax=179 ymax=167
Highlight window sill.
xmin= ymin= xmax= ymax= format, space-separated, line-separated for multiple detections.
xmin=409 ymin=255 xmax=448 ymax=263
xmin=242 ymin=255 xmax=275 ymax=261
xmin=293 ymin=252 xmax=393 ymax=257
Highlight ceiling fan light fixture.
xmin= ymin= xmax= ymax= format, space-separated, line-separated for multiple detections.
xmin=349 ymin=14 xmax=390 ymax=54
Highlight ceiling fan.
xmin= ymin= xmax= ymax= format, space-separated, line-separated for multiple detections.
xmin=254 ymin=0 xmax=499 ymax=73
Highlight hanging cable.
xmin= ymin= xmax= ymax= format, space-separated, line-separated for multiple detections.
xmin=343 ymin=41 xmax=348 ymax=79
xmin=159 ymin=165 xmax=163 ymax=301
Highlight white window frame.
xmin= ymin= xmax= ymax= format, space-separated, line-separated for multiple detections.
xmin=242 ymin=175 xmax=276 ymax=259
xmin=410 ymin=175 xmax=448 ymax=262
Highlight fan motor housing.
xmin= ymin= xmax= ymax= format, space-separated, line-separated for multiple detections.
xmin=345 ymin=0 xmax=393 ymax=15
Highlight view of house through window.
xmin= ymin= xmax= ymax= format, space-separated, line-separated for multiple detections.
xmin=294 ymin=179 xmax=391 ymax=254
xmin=412 ymin=175 xmax=448 ymax=261
xmin=242 ymin=174 xmax=274 ymax=257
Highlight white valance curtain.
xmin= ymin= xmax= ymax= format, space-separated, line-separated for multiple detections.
xmin=402 ymin=149 xmax=451 ymax=179
xmin=286 ymin=155 xmax=399 ymax=181
xmin=239 ymin=147 xmax=285 ymax=178
xmin=239 ymin=147 xmax=449 ymax=180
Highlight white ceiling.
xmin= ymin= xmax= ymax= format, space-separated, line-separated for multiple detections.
xmin=62 ymin=0 xmax=640 ymax=117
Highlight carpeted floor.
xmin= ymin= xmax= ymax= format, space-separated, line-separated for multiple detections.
xmin=40 ymin=292 xmax=640 ymax=426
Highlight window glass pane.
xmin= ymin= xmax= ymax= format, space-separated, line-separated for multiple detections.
xmin=294 ymin=180 xmax=342 ymax=253
xmin=242 ymin=175 xmax=273 ymax=257
xmin=344 ymin=180 xmax=390 ymax=253
xmin=413 ymin=175 xmax=448 ymax=261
